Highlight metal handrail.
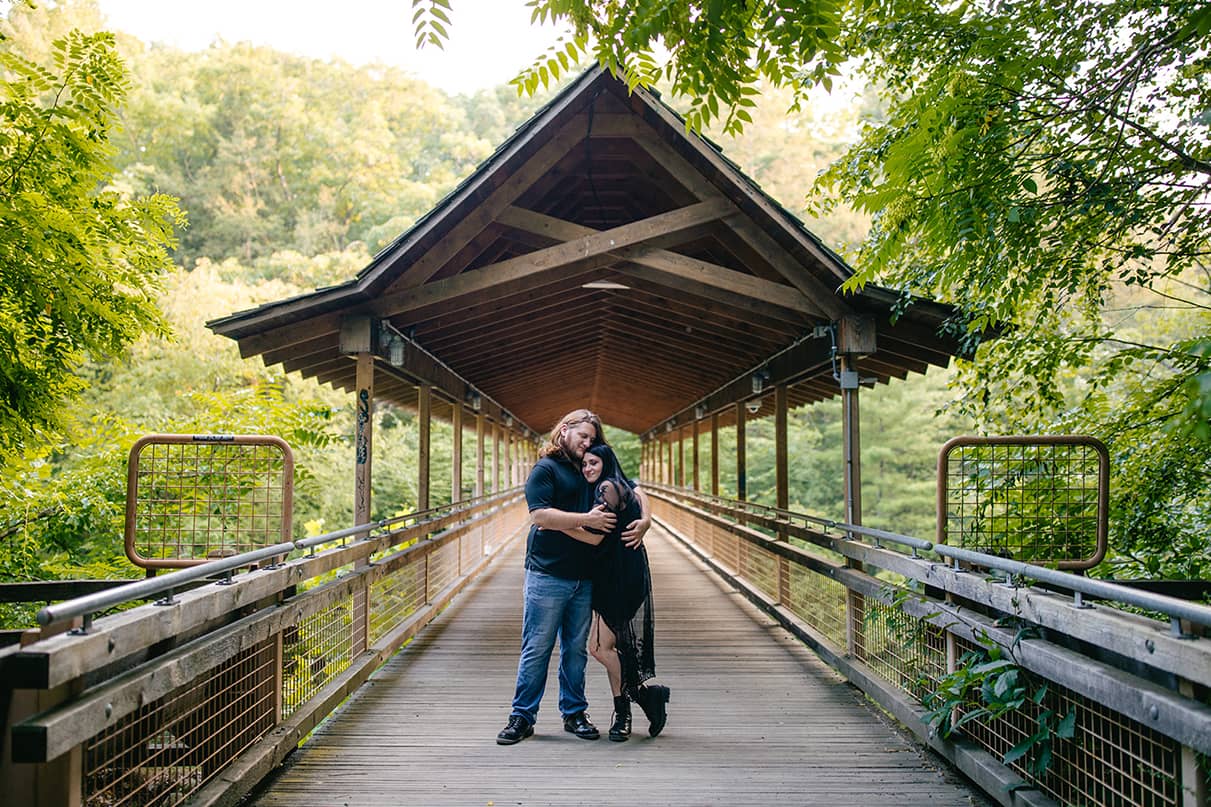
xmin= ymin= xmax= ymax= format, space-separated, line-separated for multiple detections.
xmin=648 ymin=484 xmax=1211 ymax=633
xmin=646 ymin=483 xmax=934 ymax=553
xmin=36 ymin=541 xmax=296 ymax=630
xmin=36 ymin=488 xmax=524 ymax=630
xmin=929 ymin=543 xmax=1211 ymax=635
xmin=293 ymin=487 xmax=521 ymax=550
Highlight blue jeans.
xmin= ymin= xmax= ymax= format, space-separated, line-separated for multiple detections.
xmin=509 ymin=569 xmax=593 ymax=724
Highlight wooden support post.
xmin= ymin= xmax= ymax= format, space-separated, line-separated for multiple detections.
xmin=775 ymin=383 xmax=790 ymax=604
xmin=775 ymin=384 xmax=789 ymax=516
xmin=492 ymin=421 xmax=501 ymax=493
xmin=692 ymin=418 xmax=700 ymax=492
xmin=842 ymin=373 xmax=862 ymax=527
xmin=668 ymin=433 xmax=678 ymax=484
xmin=418 ymin=384 xmax=431 ymax=512
xmin=3 ymin=680 xmax=86 ymax=806
xmin=475 ymin=413 xmax=485 ymax=498
xmin=504 ymin=428 xmax=512 ymax=488
xmin=710 ymin=413 xmax=720 ymax=497
xmin=352 ymin=350 xmax=374 ymax=656
xmin=660 ymin=437 xmax=666 ymax=485
xmin=451 ymin=403 xmax=463 ymax=503
xmin=735 ymin=401 xmax=747 ymax=502
xmin=354 ymin=352 xmax=375 ymax=527
xmin=840 ymin=354 xmax=864 ymax=658
xmin=677 ymin=429 xmax=685 ymax=488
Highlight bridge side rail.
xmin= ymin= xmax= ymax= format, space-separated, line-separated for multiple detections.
xmin=0 ymin=489 xmax=529 ymax=807
xmin=648 ymin=485 xmax=1211 ymax=807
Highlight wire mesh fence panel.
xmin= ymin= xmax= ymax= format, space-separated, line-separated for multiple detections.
xmin=125 ymin=435 xmax=294 ymax=570
xmin=738 ymin=541 xmax=778 ymax=601
xmin=83 ymin=639 xmax=276 ymax=807
xmin=937 ymin=436 xmax=1108 ymax=569
xmin=369 ymin=560 xmax=426 ymax=644
xmin=282 ymin=597 xmax=353 ymax=718
xmin=856 ymin=599 xmax=949 ymax=703
xmin=712 ymin=522 xmax=740 ymax=574
xmin=785 ymin=564 xmax=849 ymax=649
xmin=427 ymin=540 xmax=460 ymax=597
xmin=459 ymin=524 xmax=482 ymax=571
xmin=947 ymin=635 xmax=1183 ymax=806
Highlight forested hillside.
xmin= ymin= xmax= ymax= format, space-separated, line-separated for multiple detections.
xmin=0 ymin=0 xmax=1205 ymax=628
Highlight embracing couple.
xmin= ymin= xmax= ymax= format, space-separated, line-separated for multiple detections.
xmin=496 ymin=409 xmax=671 ymax=745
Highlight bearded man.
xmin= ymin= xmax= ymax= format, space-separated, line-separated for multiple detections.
xmin=496 ymin=409 xmax=617 ymax=744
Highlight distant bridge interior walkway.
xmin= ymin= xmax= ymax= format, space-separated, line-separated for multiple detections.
xmin=249 ymin=525 xmax=988 ymax=807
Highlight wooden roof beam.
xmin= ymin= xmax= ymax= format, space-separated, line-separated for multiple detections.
xmin=498 ymin=205 xmax=831 ymax=320
xmin=370 ymin=198 xmax=732 ymax=320
xmin=583 ymin=114 xmax=853 ymax=318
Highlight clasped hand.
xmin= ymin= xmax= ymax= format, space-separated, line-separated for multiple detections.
xmin=621 ymin=516 xmax=650 ymax=549
xmin=583 ymin=504 xmax=616 ymax=533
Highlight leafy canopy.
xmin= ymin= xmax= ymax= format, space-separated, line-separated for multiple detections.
xmin=0 ymin=30 xmax=183 ymax=458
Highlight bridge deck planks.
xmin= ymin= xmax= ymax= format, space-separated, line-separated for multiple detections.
xmin=249 ymin=525 xmax=991 ymax=806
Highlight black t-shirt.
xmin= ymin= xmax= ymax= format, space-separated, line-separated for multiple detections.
xmin=524 ymin=454 xmax=595 ymax=580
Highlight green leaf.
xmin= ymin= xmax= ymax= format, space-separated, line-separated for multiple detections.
xmin=1002 ymin=737 xmax=1035 ymax=766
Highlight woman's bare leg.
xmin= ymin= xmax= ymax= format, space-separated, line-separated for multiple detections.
xmin=588 ymin=613 xmax=623 ymax=697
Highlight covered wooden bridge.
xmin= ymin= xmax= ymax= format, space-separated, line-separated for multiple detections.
xmin=3 ymin=68 xmax=1210 ymax=807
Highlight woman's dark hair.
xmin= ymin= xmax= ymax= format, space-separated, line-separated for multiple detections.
xmin=586 ymin=444 xmax=636 ymax=518
xmin=587 ymin=444 xmax=630 ymax=486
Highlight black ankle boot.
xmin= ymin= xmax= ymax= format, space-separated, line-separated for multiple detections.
xmin=636 ymin=684 xmax=670 ymax=737
xmin=609 ymin=695 xmax=631 ymax=741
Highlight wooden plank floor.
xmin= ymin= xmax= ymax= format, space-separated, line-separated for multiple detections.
xmin=249 ymin=525 xmax=992 ymax=806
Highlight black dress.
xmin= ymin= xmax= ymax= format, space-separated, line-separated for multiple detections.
xmin=590 ymin=479 xmax=656 ymax=699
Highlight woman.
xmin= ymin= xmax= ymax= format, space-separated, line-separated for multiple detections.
xmin=570 ymin=444 xmax=670 ymax=741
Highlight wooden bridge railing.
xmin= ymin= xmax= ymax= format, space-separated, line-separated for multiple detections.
xmin=648 ymin=484 xmax=1211 ymax=807
xmin=0 ymin=489 xmax=529 ymax=807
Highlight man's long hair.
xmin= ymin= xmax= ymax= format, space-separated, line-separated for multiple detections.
xmin=538 ymin=409 xmax=606 ymax=459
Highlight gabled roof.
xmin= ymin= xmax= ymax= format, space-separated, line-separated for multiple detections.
xmin=208 ymin=66 xmax=964 ymax=436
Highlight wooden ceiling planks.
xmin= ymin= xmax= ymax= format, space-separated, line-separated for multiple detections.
xmin=209 ymin=67 xmax=970 ymax=438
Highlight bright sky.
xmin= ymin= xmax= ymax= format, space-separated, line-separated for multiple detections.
xmin=95 ymin=0 xmax=572 ymax=94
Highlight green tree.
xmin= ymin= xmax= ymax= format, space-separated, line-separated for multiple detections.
xmin=0 ymin=28 xmax=183 ymax=459
xmin=112 ymin=41 xmax=500 ymax=264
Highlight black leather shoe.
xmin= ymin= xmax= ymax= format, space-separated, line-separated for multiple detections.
xmin=637 ymin=684 xmax=670 ymax=737
xmin=496 ymin=715 xmax=533 ymax=745
xmin=563 ymin=711 xmax=600 ymax=740
xmin=608 ymin=696 xmax=631 ymax=742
